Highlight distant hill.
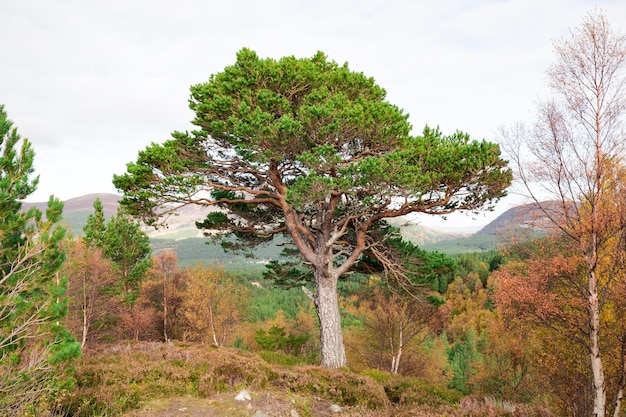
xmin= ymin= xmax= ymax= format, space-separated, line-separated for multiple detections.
xmin=24 ymin=193 xmax=465 ymax=243
xmin=23 ymin=193 xmax=121 ymax=216
xmin=386 ymin=217 xmax=470 ymax=246
xmin=62 ymin=193 xmax=122 ymax=216
xmin=23 ymin=193 xmax=122 ymax=236
xmin=474 ymin=202 xmax=553 ymax=237
xmin=23 ymin=193 xmax=219 ymax=239
xmin=21 ymin=194 xmax=554 ymax=259
xmin=421 ymin=202 xmax=552 ymax=254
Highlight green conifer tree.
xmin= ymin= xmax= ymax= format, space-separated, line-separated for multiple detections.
xmin=0 ymin=105 xmax=80 ymax=416
xmin=83 ymin=198 xmax=106 ymax=248
xmin=83 ymin=203 xmax=152 ymax=304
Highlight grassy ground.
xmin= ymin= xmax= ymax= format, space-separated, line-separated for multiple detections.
xmin=55 ymin=341 xmax=554 ymax=417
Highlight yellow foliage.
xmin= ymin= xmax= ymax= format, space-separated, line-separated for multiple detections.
xmin=180 ymin=264 xmax=249 ymax=347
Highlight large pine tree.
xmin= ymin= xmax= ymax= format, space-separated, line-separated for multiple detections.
xmin=115 ymin=49 xmax=511 ymax=367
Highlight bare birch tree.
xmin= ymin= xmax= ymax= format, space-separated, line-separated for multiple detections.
xmin=64 ymin=238 xmax=118 ymax=348
xmin=365 ymin=289 xmax=433 ymax=375
xmin=500 ymin=10 xmax=626 ymax=417
xmin=181 ymin=265 xmax=249 ymax=347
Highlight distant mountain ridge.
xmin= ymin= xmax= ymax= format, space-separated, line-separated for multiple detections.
xmin=23 ymin=193 xmax=121 ymax=216
xmin=22 ymin=193 xmax=122 ymax=235
xmin=420 ymin=202 xmax=552 ymax=254
xmin=22 ymin=193 xmax=213 ymax=239
xmin=22 ymin=194 xmax=551 ymax=256
xmin=23 ymin=193 xmax=468 ymax=243
xmin=474 ymin=202 xmax=553 ymax=237
xmin=62 ymin=193 xmax=122 ymax=216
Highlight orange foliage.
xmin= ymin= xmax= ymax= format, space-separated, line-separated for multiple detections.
xmin=119 ymin=301 xmax=161 ymax=341
xmin=493 ymin=242 xmax=586 ymax=337
xmin=470 ymin=315 xmax=548 ymax=403
xmin=63 ymin=238 xmax=121 ymax=347
xmin=142 ymin=251 xmax=187 ymax=341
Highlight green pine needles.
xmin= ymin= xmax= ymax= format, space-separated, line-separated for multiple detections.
xmin=0 ymin=105 xmax=80 ymax=416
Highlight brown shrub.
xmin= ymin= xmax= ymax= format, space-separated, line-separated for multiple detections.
xmin=458 ymin=396 xmax=556 ymax=417
xmin=272 ymin=365 xmax=390 ymax=410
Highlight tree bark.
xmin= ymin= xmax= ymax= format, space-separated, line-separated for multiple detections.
xmin=208 ymin=302 xmax=220 ymax=347
xmin=391 ymin=327 xmax=403 ymax=375
xmin=314 ymin=270 xmax=346 ymax=368
xmin=81 ymin=273 xmax=89 ymax=348
xmin=611 ymin=332 xmax=626 ymax=417
xmin=163 ymin=276 xmax=169 ymax=342
xmin=81 ymin=287 xmax=88 ymax=348
xmin=589 ymin=270 xmax=606 ymax=417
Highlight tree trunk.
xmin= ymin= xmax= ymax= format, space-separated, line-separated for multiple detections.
xmin=589 ymin=271 xmax=606 ymax=417
xmin=611 ymin=332 xmax=626 ymax=417
xmin=163 ymin=277 xmax=169 ymax=342
xmin=81 ymin=275 xmax=88 ymax=348
xmin=81 ymin=305 xmax=88 ymax=348
xmin=391 ymin=327 xmax=403 ymax=375
xmin=314 ymin=270 xmax=346 ymax=368
xmin=208 ymin=302 xmax=220 ymax=347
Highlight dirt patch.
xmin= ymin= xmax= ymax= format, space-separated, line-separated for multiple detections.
xmin=122 ymin=390 xmax=346 ymax=417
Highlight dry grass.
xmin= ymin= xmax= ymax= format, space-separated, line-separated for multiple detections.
xmin=54 ymin=341 xmax=555 ymax=417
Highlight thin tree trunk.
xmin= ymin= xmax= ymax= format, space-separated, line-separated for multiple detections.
xmin=389 ymin=334 xmax=396 ymax=374
xmin=163 ymin=276 xmax=168 ymax=342
xmin=209 ymin=302 xmax=219 ymax=347
xmin=315 ymin=270 xmax=346 ymax=368
xmin=589 ymin=270 xmax=606 ymax=417
xmin=81 ymin=274 xmax=88 ymax=348
xmin=81 ymin=304 xmax=88 ymax=347
xmin=392 ymin=327 xmax=403 ymax=375
xmin=612 ymin=333 xmax=626 ymax=417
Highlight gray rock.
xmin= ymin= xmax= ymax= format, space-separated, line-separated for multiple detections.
xmin=329 ymin=404 xmax=342 ymax=413
xmin=252 ymin=411 xmax=269 ymax=417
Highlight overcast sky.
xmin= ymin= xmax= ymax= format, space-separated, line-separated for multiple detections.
xmin=3 ymin=1 xmax=626 ymax=231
